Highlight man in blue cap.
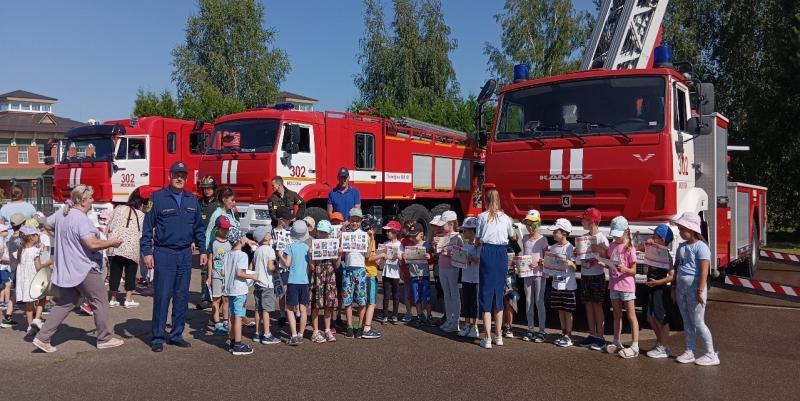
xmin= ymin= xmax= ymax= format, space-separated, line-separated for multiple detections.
xmin=141 ymin=161 xmax=208 ymax=352
xmin=327 ymin=167 xmax=361 ymax=220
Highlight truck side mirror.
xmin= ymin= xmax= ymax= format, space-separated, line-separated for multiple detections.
xmin=286 ymin=125 xmax=300 ymax=154
xmin=698 ymin=83 xmax=715 ymax=115
xmin=687 ymin=116 xmax=712 ymax=136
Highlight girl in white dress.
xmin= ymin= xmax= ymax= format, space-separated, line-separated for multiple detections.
xmin=16 ymin=225 xmax=52 ymax=334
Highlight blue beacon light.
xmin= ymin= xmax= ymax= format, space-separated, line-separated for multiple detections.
xmin=513 ymin=64 xmax=530 ymax=83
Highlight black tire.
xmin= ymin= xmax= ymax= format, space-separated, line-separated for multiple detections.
xmin=305 ymin=207 xmax=328 ymax=227
xmin=746 ymin=220 xmax=759 ymax=277
xmin=399 ymin=204 xmax=432 ymax=242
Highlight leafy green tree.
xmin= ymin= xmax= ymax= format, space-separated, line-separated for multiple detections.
xmin=484 ymin=0 xmax=591 ymax=84
xmin=170 ymin=0 xmax=290 ymax=120
xmin=133 ymin=89 xmax=180 ymax=118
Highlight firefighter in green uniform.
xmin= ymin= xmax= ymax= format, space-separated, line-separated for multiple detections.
xmin=196 ymin=175 xmax=218 ymax=309
xmin=267 ymin=176 xmax=306 ymax=222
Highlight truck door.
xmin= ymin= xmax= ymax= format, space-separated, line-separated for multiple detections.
xmin=112 ymin=135 xmax=150 ymax=202
xmin=352 ymin=130 xmax=382 ymax=200
xmin=277 ymin=123 xmax=317 ymax=194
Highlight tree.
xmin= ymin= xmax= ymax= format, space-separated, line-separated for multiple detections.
xmin=419 ymin=0 xmax=459 ymax=100
xmin=484 ymin=0 xmax=591 ymax=84
xmin=133 ymin=89 xmax=180 ymax=118
xmin=170 ymin=0 xmax=290 ymax=120
xmin=354 ymin=0 xmax=392 ymax=106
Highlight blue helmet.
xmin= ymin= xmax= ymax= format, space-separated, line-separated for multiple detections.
xmin=653 ymin=224 xmax=674 ymax=245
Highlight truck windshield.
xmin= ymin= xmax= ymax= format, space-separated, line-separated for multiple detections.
xmin=207 ymin=118 xmax=280 ymax=154
xmin=495 ymin=76 xmax=666 ymax=141
xmin=60 ymin=137 xmax=115 ymax=163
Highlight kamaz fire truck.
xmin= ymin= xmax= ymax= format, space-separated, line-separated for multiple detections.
xmin=198 ymin=106 xmax=484 ymax=233
xmin=477 ymin=0 xmax=767 ymax=279
xmin=48 ymin=116 xmax=212 ymax=213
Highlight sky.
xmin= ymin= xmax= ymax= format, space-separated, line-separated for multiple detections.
xmin=0 ymin=0 xmax=596 ymax=123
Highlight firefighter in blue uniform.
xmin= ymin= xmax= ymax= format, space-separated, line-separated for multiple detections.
xmin=141 ymin=161 xmax=208 ymax=352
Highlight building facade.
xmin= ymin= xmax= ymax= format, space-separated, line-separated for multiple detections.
xmin=275 ymin=91 xmax=318 ymax=112
xmin=0 ymin=90 xmax=83 ymax=210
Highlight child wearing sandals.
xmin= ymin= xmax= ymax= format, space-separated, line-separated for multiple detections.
xmin=602 ymin=216 xmax=639 ymax=358
xmin=545 ymin=219 xmax=577 ymax=347
xmin=309 ymin=220 xmax=340 ymax=343
xmin=642 ymin=224 xmax=675 ymax=358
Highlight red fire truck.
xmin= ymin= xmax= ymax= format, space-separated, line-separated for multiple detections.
xmin=477 ymin=0 xmax=767 ymax=278
xmin=48 ymin=116 xmax=212 ymax=213
xmin=198 ymin=107 xmax=484 ymax=232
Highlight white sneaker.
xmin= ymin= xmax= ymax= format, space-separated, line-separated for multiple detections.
xmin=646 ymin=345 xmax=670 ymax=359
xmin=468 ymin=327 xmax=480 ymax=339
xmin=493 ymin=335 xmax=504 ymax=346
xmin=694 ymin=352 xmax=720 ymax=366
xmin=480 ymin=338 xmax=492 ymax=349
xmin=97 ymin=337 xmax=124 ymax=349
xmin=605 ymin=340 xmax=623 ymax=354
xmin=676 ymin=350 xmax=696 ymax=364
xmin=124 ymin=300 xmax=139 ymax=309
xmin=457 ymin=326 xmax=469 ymax=337
xmin=445 ymin=323 xmax=461 ymax=333
xmin=32 ymin=318 xmax=44 ymax=330
xmin=109 ymin=300 xmax=120 ymax=308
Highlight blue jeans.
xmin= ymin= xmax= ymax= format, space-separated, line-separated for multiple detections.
xmin=151 ymin=247 xmax=193 ymax=345
xmin=676 ymin=275 xmax=715 ymax=355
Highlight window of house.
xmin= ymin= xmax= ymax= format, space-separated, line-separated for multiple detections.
xmin=167 ymin=132 xmax=176 ymax=154
xmin=354 ymin=132 xmax=375 ymax=170
xmin=18 ymin=146 xmax=28 ymax=163
xmin=0 ymin=143 xmax=8 ymax=163
xmin=37 ymin=145 xmax=44 ymax=163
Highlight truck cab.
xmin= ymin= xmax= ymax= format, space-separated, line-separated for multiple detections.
xmin=51 ymin=116 xmax=211 ymax=213
xmin=482 ymin=66 xmax=766 ymax=278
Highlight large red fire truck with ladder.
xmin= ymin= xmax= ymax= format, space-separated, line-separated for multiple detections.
xmin=198 ymin=108 xmax=484 ymax=234
xmin=47 ymin=116 xmax=212 ymax=213
xmin=476 ymin=0 xmax=767 ymax=280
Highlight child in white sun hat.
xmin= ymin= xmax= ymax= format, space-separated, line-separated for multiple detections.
xmin=545 ymin=218 xmax=577 ymax=347
xmin=672 ymin=212 xmax=718 ymax=366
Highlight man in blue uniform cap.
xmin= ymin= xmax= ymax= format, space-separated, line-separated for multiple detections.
xmin=141 ymin=161 xmax=208 ymax=352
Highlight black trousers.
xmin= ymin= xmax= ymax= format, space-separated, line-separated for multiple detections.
xmin=382 ymin=277 xmax=400 ymax=315
xmin=110 ymin=255 xmax=138 ymax=292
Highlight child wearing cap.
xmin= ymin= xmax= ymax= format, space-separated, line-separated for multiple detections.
xmin=429 ymin=215 xmax=445 ymax=324
xmin=641 ymin=224 xmax=675 ymax=359
xmin=458 ymin=217 xmax=481 ymax=338
xmin=329 ymin=212 xmax=346 ymax=330
xmin=577 ymin=207 xmax=611 ymax=350
xmin=545 ymin=218 xmax=578 ymax=347
xmin=340 ymin=208 xmax=368 ymax=339
xmin=672 ymin=212 xmax=718 ymax=366
xmin=279 ymin=221 xmax=311 ymax=346
xmin=208 ymin=216 xmax=232 ymax=335
xmin=223 ymin=227 xmax=258 ymax=355
xmin=602 ymin=216 xmax=639 ymax=358
xmin=251 ymin=225 xmax=280 ymax=345
xmin=436 ymin=210 xmax=463 ymax=333
xmin=377 ymin=220 xmax=404 ymax=325
xmin=309 ymin=220 xmax=340 ymax=343
xmin=520 ymin=210 xmax=549 ymax=343
xmin=403 ymin=223 xmax=432 ymax=325
xmin=16 ymin=225 xmax=52 ymax=334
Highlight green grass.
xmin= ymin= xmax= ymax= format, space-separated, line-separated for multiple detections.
xmin=765 ymin=230 xmax=800 ymax=254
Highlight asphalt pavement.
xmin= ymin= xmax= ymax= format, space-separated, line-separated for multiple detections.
xmin=2 ymin=260 xmax=799 ymax=401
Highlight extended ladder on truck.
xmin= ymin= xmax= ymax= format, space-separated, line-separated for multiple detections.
xmin=581 ymin=0 xmax=670 ymax=70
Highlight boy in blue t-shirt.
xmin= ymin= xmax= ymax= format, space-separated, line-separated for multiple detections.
xmin=279 ymin=221 xmax=311 ymax=346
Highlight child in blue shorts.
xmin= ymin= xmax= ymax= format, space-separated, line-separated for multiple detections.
xmin=341 ymin=208 xmax=368 ymax=339
xmin=403 ymin=223 xmax=432 ymax=325
xmin=280 ymin=221 xmax=311 ymax=346
xmin=223 ymin=227 xmax=257 ymax=356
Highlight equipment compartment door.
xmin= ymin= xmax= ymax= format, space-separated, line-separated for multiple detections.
xmin=277 ymin=123 xmax=317 ymax=194
xmin=111 ymin=136 xmax=150 ymax=203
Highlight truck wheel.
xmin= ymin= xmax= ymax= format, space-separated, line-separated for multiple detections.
xmin=399 ymin=204 xmax=432 ymax=240
xmin=305 ymin=207 xmax=328 ymax=227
